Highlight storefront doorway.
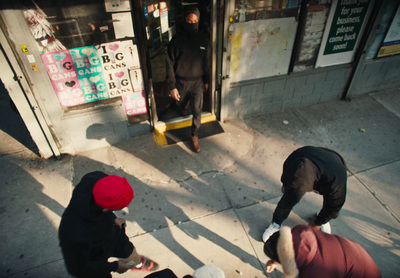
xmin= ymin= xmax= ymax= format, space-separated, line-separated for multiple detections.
xmin=140 ymin=0 xmax=213 ymax=125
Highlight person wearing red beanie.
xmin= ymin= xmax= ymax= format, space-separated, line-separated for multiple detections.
xmin=59 ymin=171 xmax=158 ymax=278
xmin=92 ymin=175 xmax=134 ymax=210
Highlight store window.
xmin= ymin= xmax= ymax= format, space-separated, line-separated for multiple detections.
xmin=229 ymin=0 xmax=374 ymax=79
xmin=23 ymin=0 xmax=148 ymax=122
xmin=368 ymin=3 xmax=400 ymax=59
xmin=293 ymin=0 xmax=332 ymax=72
xmin=229 ymin=0 xmax=301 ymax=82
xmin=314 ymin=0 xmax=372 ymax=68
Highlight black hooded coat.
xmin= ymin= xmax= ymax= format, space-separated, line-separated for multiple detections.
xmin=59 ymin=171 xmax=133 ymax=278
xmin=165 ymin=7 xmax=211 ymax=91
xmin=273 ymin=146 xmax=347 ymax=225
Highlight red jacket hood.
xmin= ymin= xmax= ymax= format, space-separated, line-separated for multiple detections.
xmin=277 ymin=225 xmax=382 ymax=278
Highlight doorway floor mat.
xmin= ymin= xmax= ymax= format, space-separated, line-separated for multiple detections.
xmin=153 ymin=114 xmax=224 ymax=146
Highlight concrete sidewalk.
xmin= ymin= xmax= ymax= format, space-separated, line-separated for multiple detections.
xmin=1 ymin=89 xmax=399 ymax=278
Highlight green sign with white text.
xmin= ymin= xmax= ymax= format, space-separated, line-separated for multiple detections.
xmin=324 ymin=0 xmax=370 ymax=55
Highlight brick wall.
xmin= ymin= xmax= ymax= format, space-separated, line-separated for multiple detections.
xmin=349 ymin=55 xmax=400 ymax=97
xmin=224 ymin=65 xmax=351 ymax=119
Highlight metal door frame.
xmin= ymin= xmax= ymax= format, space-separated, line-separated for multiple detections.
xmin=220 ymin=0 xmax=234 ymax=122
xmin=0 ymin=27 xmax=60 ymax=158
xmin=134 ymin=0 xmax=220 ymax=127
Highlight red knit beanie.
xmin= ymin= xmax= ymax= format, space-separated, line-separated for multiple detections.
xmin=93 ymin=175 xmax=134 ymax=210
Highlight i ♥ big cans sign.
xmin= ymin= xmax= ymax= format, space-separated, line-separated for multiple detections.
xmin=41 ymin=40 xmax=145 ymax=115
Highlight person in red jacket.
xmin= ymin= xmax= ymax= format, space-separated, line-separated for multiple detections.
xmin=263 ymin=225 xmax=382 ymax=278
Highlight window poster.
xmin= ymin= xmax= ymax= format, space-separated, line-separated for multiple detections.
xmin=377 ymin=5 xmax=400 ymax=58
xmin=41 ymin=50 xmax=86 ymax=107
xmin=323 ymin=0 xmax=370 ymax=55
xmin=129 ymin=69 xmax=144 ymax=92
xmin=128 ymin=44 xmax=141 ymax=69
xmin=112 ymin=12 xmax=135 ymax=39
xmin=122 ymin=91 xmax=147 ymax=116
xmin=230 ymin=18 xmax=297 ymax=82
xmin=294 ymin=4 xmax=330 ymax=71
xmin=99 ymin=41 xmax=139 ymax=98
xmin=153 ymin=3 xmax=160 ymax=18
xmin=41 ymin=40 xmax=144 ymax=108
xmin=160 ymin=2 xmax=169 ymax=34
xmin=316 ymin=0 xmax=373 ymax=68
xmin=70 ymin=46 xmax=109 ymax=103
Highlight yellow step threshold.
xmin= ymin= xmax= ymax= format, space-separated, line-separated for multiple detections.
xmin=153 ymin=114 xmax=217 ymax=146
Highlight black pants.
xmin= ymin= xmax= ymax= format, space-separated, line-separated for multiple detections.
xmin=107 ymin=225 xmax=134 ymax=259
xmin=176 ymin=78 xmax=203 ymax=137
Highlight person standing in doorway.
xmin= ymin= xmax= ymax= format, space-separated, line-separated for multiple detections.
xmin=262 ymin=146 xmax=347 ymax=242
xmin=166 ymin=6 xmax=211 ymax=153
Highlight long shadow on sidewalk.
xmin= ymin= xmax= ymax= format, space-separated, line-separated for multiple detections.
xmin=0 ymin=155 xmax=70 ymax=277
xmin=72 ymin=153 xmax=263 ymax=271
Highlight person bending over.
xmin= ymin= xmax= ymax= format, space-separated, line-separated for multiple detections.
xmin=262 ymin=146 xmax=347 ymax=242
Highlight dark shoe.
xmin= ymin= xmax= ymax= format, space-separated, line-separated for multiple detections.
xmin=131 ymin=256 xmax=159 ymax=272
xmin=191 ymin=136 xmax=201 ymax=153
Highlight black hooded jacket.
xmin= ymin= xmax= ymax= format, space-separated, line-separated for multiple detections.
xmin=273 ymin=146 xmax=347 ymax=226
xmin=165 ymin=8 xmax=211 ymax=91
xmin=59 ymin=171 xmax=120 ymax=278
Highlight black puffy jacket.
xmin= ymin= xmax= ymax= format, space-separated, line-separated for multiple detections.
xmin=59 ymin=171 xmax=119 ymax=278
xmin=273 ymin=146 xmax=347 ymax=225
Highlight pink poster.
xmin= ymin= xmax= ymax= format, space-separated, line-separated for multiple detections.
xmin=41 ymin=50 xmax=85 ymax=107
xmin=122 ymin=91 xmax=147 ymax=116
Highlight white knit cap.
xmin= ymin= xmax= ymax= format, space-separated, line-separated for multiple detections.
xmin=193 ymin=265 xmax=225 ymax=278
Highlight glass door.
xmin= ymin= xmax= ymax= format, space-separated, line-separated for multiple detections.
xmin=142 ymin=0 xmax=212 ymax=123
